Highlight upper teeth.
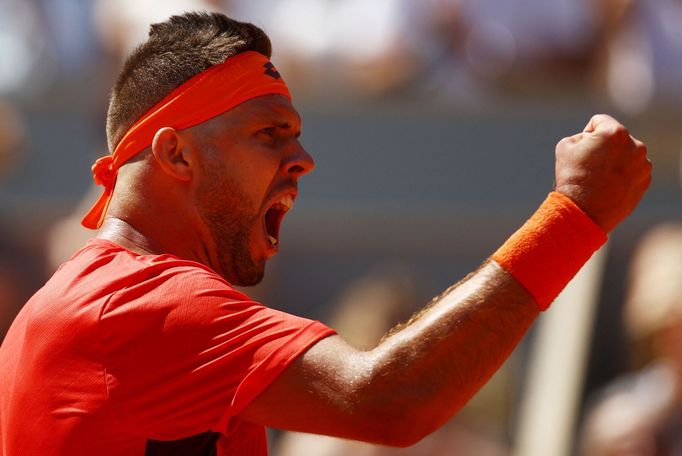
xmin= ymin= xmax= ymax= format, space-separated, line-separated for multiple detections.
xmin=277 ymin=194 xmax=294 ymax=210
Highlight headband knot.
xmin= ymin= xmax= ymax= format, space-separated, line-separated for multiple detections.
xmin=92 ymin=155 xmax=115 ymax=188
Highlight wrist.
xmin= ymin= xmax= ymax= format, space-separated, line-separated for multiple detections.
xmin=491 ymin=192 xmax=607 ymax=310
xmin=553 ymin=185 xmax=616 ymax=232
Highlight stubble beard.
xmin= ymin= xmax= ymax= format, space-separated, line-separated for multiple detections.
xmin=197 ymin=166 xmax=266 ymax=286
xmin=206 ymin=213 xmax=265 ymax=286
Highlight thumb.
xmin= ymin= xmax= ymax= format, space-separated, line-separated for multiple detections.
xmin=583 ymin=114 xmax=617 ymax=134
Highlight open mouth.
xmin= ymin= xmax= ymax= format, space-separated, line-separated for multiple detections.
xmin=264 ymin=194 xmax=294 ymax=247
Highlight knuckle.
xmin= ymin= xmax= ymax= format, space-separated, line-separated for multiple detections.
xmin=634 ymin=142 xmax=647 ymax=154
xmin=556 ymin=133 xmax=583 ymax=152
xmin=637 ymin=162 xmax=652 ymax=182
xmin=555 ymin=137 xmax=572 ymax=154
xmin=642 ymin=173 xmax=652 ymax=189
xmin=592 ymin=113 xmax=611 ymax=124
xmin=590 ymin=114 xmax=626 ymax=137
xmin=607 ymin=123 xmax=629 ymax=138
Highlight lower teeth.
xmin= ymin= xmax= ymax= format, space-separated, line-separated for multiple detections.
xmin=268 ymin=235 xmax=278 ymax=246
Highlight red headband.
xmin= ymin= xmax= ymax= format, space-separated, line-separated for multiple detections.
xmin=81 ymin=51 xmax=291 ymax=229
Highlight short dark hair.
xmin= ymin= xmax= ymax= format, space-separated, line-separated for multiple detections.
xmin=106 ymin=12 xmax=272 ymax=152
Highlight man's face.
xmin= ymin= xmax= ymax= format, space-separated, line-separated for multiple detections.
xmin=190 ymin=94 xmax=314 ymax=286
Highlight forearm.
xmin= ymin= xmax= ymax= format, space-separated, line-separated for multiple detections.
xmin=353 ymin=260 xmax=538 ymax=444
xmin=352 ymin=191 xmax=610 ymax=443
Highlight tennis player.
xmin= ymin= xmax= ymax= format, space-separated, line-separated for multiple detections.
xmin=0 ymin=12 xmax=651 ymax=455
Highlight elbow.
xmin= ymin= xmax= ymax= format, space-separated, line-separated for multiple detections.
xmin=355 ymin=387 xmax=472 ymax=447
xmin=385 ymin=425 xmax=430 ymax=448
xmin=372 ymin=383 xmax=473 ymax=446
xmin=340 ymin=353 xmax=458 ymax=447
xmin=378 ymin=414 xmax=435 ymax=448
xmin=352 ymin=403 xmax=439 ymax=448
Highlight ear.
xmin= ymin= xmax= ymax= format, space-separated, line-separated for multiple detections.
xmin=151 ymin=127 xmax=193 ymax=182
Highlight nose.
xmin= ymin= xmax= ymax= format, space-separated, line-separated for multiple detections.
xmin=284 ymin=141 xmax=315 ymax=177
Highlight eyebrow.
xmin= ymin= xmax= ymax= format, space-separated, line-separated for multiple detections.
xmin=246 ymin=101 xmax=302 ymax=132
xmin=274 ymin=121 xmax=302 ymax=136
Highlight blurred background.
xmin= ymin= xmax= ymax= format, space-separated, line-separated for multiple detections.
xmin=0 ymin=0 xmax=680 ymax=454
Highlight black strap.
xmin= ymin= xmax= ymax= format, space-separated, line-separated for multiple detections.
xmin=145 ymin=431 xmax=221 ymax=456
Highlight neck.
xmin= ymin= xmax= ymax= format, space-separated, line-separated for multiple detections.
xmin=96 ymin=217 xmax=163 ymax=256
xmin=97 ymin=164 xmax=223 ymax=275
xmin=96 ymin=213 xmax=218 ymax=273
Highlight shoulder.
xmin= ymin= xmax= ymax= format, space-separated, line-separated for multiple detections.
xmin=71 ymin=238 xmax=256 ymax=322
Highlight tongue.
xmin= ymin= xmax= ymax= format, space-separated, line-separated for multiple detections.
xmin=265 ymin=208 xmax=280 ymax=243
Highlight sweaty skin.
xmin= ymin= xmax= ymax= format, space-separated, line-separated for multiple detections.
xmin=242 ymin=261 xmax=536 ymax=446
xmin=99 ymin=104 xmax=651 ymax=447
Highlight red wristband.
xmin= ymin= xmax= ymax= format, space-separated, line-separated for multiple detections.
xmin=491 ymin=192 xmax=607 ymax=311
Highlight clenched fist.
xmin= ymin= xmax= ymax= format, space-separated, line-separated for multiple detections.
xmin=555 ymin=114 xmax=652 ymax=233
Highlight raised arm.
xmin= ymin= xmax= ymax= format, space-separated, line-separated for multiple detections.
xmin=239 ymin=114 xmax=651 ymax=446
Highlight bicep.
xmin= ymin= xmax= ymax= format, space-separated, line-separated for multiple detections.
xmin=239 ymin=334 xmax=373 ymax=438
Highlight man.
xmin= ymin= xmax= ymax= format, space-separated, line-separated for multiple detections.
xmin=0 ymin=12 xmax=651 ymax=456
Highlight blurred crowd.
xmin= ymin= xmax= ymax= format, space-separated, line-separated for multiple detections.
xmin=580 ymin=224 xmax=682 ymax=455
xmin=1 ymin=0 xmax=682 ymax=109
xmin=1 ymin=1 xmax=681 ymax=455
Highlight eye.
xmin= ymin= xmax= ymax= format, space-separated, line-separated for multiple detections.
xmin=258 ymin=127 xmax=276 ymax=137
